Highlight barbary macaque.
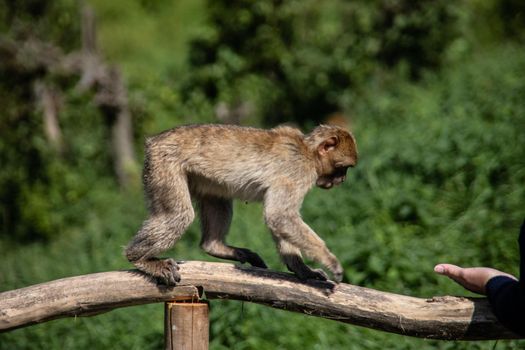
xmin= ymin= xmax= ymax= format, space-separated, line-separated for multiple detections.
xmin=125 ymin=124 xmax=358 ymax=285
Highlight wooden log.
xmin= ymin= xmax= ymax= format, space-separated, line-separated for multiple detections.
xmin=165 ymin=301 xmax=209 ymax=350
xmin=0 ymin=270 xmax=199 ymax=332
xmin=0 ymin=261 xmax=520 ymax=340
xmin=175 ymin=261 xmax=519 ymax=340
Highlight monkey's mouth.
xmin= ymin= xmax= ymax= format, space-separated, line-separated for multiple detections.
xmin=316 ymin=175 xmax=346 ymax=189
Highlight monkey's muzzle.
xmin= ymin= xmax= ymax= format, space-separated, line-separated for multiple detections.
xmin=316 ymin=168 xmax=348 ymax=189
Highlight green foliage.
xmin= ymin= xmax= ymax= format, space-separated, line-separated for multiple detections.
xmin=0 ymin=0 xmax=106 ymax=242
xmin=183 ymin=0 xmax=525 ymax=127
xmin=184 ymin=0 xmax=461 ymax=125
xmin=0 ymin=0 xmax=80 ymax=49
xmin=463 ymin=0 xmax=525 ymax=45
xmin=0 ymin=76 xmax=118 ymax=241
xmin=1 ymin=1 xmax=525 ymax=349
xmin=88 ymin=0 xmax=206 ymax=83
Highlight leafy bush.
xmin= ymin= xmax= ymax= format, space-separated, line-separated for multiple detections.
xmin=0 ymin=0 xmax=80 ymax=49
xmin=184 ymin=0 xmax=460 ymax=125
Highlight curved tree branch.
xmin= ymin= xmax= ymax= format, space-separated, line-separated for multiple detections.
xmin=0 ymin=261 xmax=520 ymax=340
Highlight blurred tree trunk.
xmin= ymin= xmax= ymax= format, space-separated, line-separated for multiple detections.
xmin=0 ymin=4 xmax=138 ymax=188
xmin=34 ymin=81 xmax=64 ymax=154
xmin=79 ymin=5 xmax=138 ymax=188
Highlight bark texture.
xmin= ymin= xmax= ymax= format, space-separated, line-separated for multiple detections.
xmin=0 ymin=261 xmax=520 ymax=340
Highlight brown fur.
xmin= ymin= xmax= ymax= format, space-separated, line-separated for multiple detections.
xmin=125 ymin=124 xmax=358 ymax=285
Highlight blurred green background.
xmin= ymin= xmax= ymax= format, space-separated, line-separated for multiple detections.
xmin=1 ymin=0 xmax=524 ymax=348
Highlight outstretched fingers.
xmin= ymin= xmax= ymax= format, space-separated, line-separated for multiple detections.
xmin=434 ymin=263 xmax=516 ymax=295
xmin=434 ymin=263 xmax=464 ymax=279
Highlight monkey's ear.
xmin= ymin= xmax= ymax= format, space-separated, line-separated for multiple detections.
xmin=318 ymin=136 xmax=338 ymax=155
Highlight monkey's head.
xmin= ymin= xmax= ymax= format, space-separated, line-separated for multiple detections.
xmin=306 ymin=125 xmax=358 ymax=190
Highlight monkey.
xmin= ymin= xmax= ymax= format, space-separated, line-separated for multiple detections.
xmin=125 ymin=124 xmax=358 ymax=286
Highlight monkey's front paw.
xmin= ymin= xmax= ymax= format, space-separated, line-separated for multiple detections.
xmin=235 ymin=248 xmax=268 ymax=269
xmin=295 ymin=267 xmax=329 ymax=281
xmin=310 ymin=268 xmax=330 ymax=281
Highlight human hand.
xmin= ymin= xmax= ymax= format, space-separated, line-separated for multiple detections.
xmin=434 ymin=264 xmax=517 ymax=295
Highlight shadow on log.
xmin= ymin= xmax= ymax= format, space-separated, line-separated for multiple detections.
xmin=0 ymin=261 xmax=520 ymax=340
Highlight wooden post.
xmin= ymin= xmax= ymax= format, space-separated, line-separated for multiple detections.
xmin=165 ymin=301 xmax=209 ymax=350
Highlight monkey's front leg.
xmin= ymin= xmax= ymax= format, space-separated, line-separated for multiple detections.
xmin=297 ymin=229 xmax=344 ymax=283
xmin=266 ymin=213 xmax=344 ymax=282
xmin=264 ymin=189 xmax=343 ymax=282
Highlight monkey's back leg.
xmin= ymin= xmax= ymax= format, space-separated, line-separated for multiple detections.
xmin=198 ymin=196 xmax=267 ymax=268
xmin=125 ymin=156 xmax=194 ymax=285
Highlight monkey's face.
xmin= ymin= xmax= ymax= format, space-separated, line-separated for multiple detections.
xmin=314 ymin=129 xmax=357 ymax=190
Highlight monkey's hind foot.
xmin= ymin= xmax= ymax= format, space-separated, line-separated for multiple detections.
xmin=134 ymin=257 xmax=181 ymax=286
